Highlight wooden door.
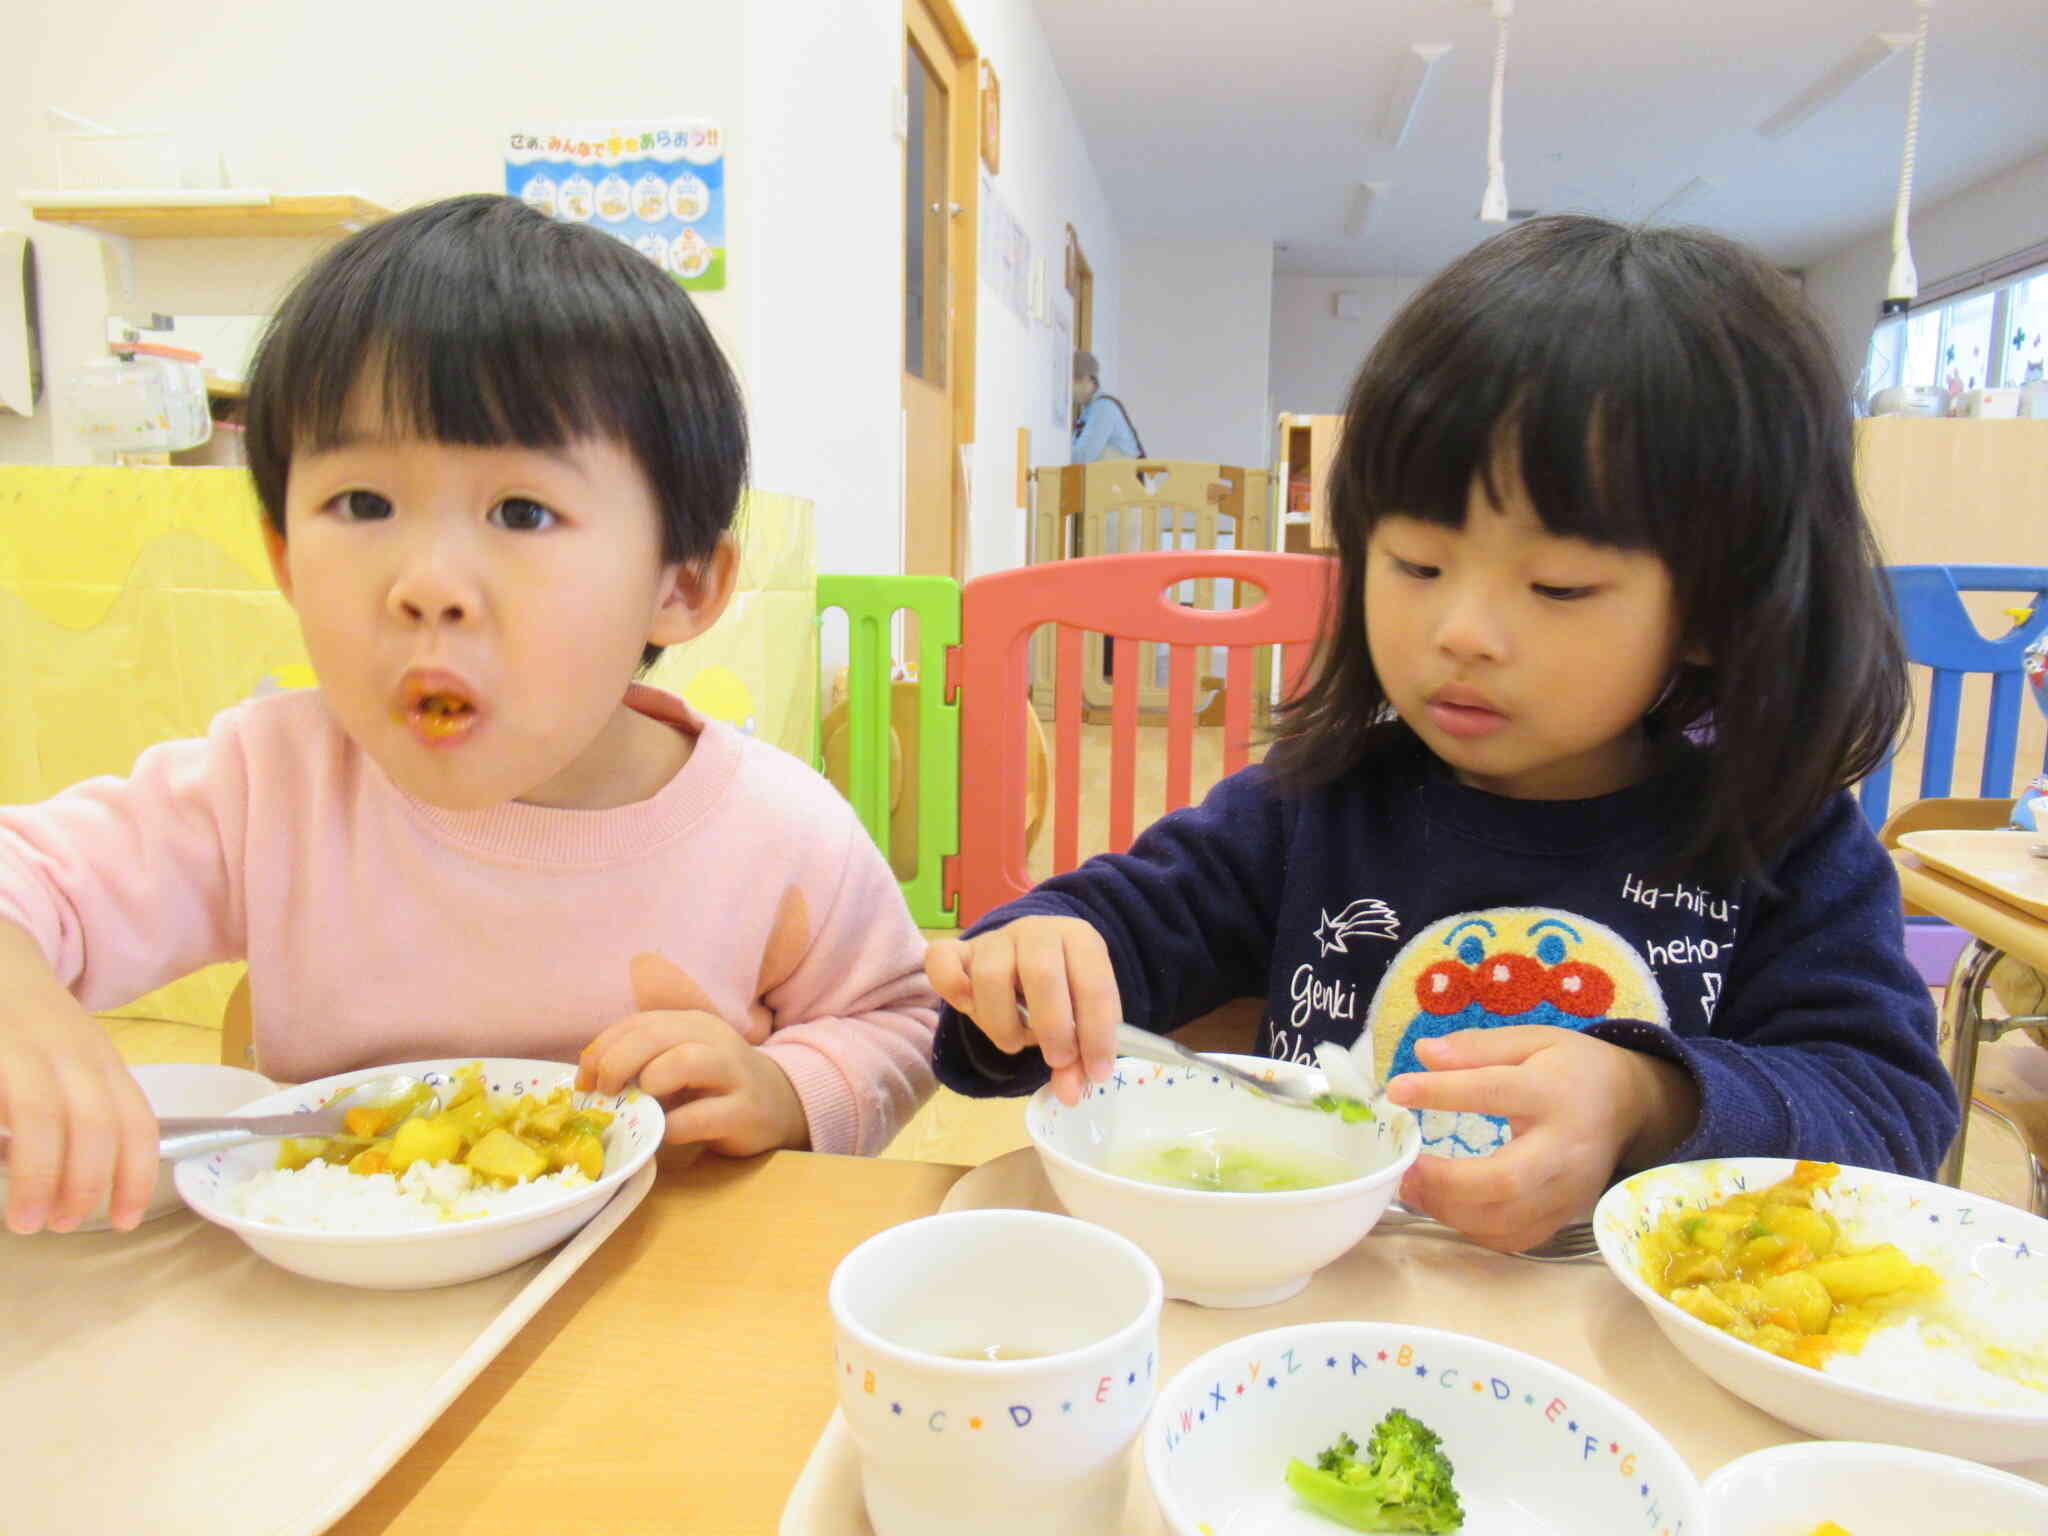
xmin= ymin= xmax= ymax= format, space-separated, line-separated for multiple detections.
xmin=902 ymin=0 xmax=977 ymax=580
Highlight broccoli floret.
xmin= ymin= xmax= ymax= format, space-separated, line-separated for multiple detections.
xmin=1284 ymin=1407 xmax=1464 ymax=1532
xmin=1316 ymin=1431 xmax=1361 ymax=1474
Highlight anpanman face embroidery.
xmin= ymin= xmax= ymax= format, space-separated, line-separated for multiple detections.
xmin=1367 ymin=909 xmax=1668 ymax=1159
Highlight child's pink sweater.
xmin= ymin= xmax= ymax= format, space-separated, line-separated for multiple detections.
xmin=0 ymin=685 xmax=937 ymax=1156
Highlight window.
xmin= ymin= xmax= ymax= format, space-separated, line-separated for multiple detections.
xmin=1861 ymin=252 xmax=2048 ymax=408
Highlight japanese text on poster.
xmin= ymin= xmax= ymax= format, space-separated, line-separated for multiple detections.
xmin=505 ymin=120 xmax=727 ymax=291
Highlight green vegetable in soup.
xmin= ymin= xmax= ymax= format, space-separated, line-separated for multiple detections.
xmin=1314 ymin=1093 xmax=1376 ymax=1123
xmin=1105 ymin=1136 xmax=1358 ymax=1193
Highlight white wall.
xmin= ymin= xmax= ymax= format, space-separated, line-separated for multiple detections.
xmin=1268 ymin=274 xmax=1425 ymax=419
xmin=1118 ymin=240 xmax=1273 ymax=470
xmin=2 ymin=0 xmax=1111 ymax=585
xmin=954 ymin=0 xmax=1119 ymax=578
xmin=1804 ymin=147 xmax=2048 ymax=392
xmin=0 ymin=0 xmax=749 ymax=470
xmin=740 ymin=0 xmax=899 ymax=578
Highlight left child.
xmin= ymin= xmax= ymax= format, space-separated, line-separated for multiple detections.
xmin=0 ymin=194 xmax=937 ymax=1235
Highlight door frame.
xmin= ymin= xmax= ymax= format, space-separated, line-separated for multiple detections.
xmin=1065 ymin=222 xmax=1093 ymax=353
xmin=904 ymin=0 xmax=979 ymax=580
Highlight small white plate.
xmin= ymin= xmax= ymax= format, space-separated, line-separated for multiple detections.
xmin=1702 ymin=1440 xmax=2048 ymax=1535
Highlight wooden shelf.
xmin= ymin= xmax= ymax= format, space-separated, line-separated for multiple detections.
xmin=24 ymin=194 xmax=389 ymax=239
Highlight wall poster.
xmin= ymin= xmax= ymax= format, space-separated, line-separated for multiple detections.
xmin=505 ymin=120 xmax=727 ymax=291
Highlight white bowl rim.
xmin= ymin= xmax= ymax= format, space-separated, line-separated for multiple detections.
xmin=1026 ymin=1051 xmax=1422 ymax=1206
xmin=173 ymin=1056 xmax=661 ymax=1247
xmin=1593 ymin=1156 xmax=2048 ymax=1430
xmin=828 ymin=1208 xmax=1165 ymax=1376
xmin=1700 ymin=1437 xmax=2048 ymax=1500
xmin=1146 ymin=1319 xmax=1705 ymax=1520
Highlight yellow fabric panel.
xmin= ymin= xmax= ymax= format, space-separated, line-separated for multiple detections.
xmin=645 ymin=490 xmax=818 ymax=762
xmin=0 ymin=469 xmax=818 ymax=1040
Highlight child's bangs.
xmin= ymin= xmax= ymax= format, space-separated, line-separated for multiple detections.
xmin=288 ymin=326 xmax=631 ymax=459
xmin=1347 ymin=232 xmax=1706 ymax=557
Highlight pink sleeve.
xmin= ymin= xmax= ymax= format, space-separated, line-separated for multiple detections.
xmin=0 ymin=711 xmax=250 ymax=1008
xmin=755 ymin=824 xmax=938 ymax=1157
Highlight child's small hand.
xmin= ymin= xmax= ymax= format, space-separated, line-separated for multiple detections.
xmin=0 ymin=983 xmax=159 ymax=1235
xmin=1385 ymin=1026 xmax=1699 ymax=1254
xmin=577 ymin=952 xmax=807 ymax=1157
xmin=925 ymin=916 xmax=1122 ymax=1106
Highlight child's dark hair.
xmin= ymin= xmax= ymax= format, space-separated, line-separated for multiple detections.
xmin=1267 ymin=214 xmax=1907 ymax=884
xmin=244 ymin=193 xmax=748 ymax=667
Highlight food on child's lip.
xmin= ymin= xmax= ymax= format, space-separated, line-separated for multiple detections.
xmin=1640 ymin=1161 xmax=1938 ymax=1368
xmin=1284 ymin=1407 xmax=1465 ymax=1532
xmin=1103 ymin=1134 xmax=1358 ymax=1193
xmin=273 ymin=1061 xmax=612 ymax=1187
xmin=396 ymin=674 xmax=479 ymax=740
xmin=405 ymin=693 xmax=474 ymax=738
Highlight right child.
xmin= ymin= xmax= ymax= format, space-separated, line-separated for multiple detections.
xmin=928 ymin=214 xmax=1959 ymax=1254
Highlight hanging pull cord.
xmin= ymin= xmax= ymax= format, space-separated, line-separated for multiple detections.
xmin=1480 ymin=0 xmax=1513 ymax=222
xmin=1887 ymin=0 xmax=1933 ymax=305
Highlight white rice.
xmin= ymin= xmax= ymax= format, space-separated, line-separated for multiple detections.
xmin=234 ymin=1157 xmax=591 ymax=1232
xmin=1810 ymin=1186 xmax=2048 ymax=1413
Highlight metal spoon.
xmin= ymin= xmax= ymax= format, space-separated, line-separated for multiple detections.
xmin=1111 ymin=1022 xmax=1332 ymax=1107
xmin=149 ymin=1073 xmax=442 ymax=1162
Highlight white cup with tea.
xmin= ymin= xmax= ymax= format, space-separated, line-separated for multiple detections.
xmin=828 ymin=1208 xmax=1164 ymax=1535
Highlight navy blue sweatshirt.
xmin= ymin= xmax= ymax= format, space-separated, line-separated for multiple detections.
xmin=933 ymin=739 xmax=1959 ymax=1176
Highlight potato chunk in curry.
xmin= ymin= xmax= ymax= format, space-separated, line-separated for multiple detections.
xmin=1639 ymin=1161 xmax=1937 ymax=1368
xmin=276 ymin=1063 xmax=613 ymax=1187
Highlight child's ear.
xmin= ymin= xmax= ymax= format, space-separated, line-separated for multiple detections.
xmin=262 ymin=522 xmax=297 ymax=606
xmin=649 ymin=534 xmax=739 ymax=648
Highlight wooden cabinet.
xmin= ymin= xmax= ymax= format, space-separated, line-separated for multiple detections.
xmin=1275 ymin=412 xmax=1343 ymax=552
xmin=1855 ymin=418 xmax=2048 ymax=567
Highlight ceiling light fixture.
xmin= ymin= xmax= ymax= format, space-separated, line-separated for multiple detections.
xmin=1884 ymin=0 xmax=1934 ymax=308
xmin=1478 ymin=0 xmax=1513 ymax=223
xmin=1344 ymin=180 xmax=1392 ymax=239
xmin=1380 ymin=44 xmax=1451 ymax=148
xmin=1645 ymin=175 xmax=1724 ymax=224
xmin=1756 ymin=31 xmax=1916 ymax=140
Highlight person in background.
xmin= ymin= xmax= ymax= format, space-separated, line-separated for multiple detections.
xmin=0 ymin=195 xmax=938 ymax=1235
xmin=929 ymin=215 xmax=1958 ymax=1255
xmin=1071 ymin=350 xmax=1145 ymax=463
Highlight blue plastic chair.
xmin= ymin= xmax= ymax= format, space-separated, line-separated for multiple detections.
xmin=1859 ymin=564 xmax=2048 ymax=982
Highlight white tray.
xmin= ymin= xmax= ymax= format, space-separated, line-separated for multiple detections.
xmin=1900 ymin=828 xmax=2048 ymax=920
xmin=780 ymin=1147 xmax=2048 ymax=1533
xmin=5 ymin=1158 xmax=656 ymax=1536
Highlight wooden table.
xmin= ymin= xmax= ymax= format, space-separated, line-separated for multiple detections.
xmin=328 ymin=1147 xmax=966 ymax=1536
xmin=1892 ymin=847 xmax=2048 ymax=1209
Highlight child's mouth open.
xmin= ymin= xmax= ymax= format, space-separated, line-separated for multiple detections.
xmin=395 ymin=672 xmax=483 ymax=747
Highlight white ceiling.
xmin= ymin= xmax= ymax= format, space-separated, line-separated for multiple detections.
xmin=1029 ymin=0 xmax=2048 ymax=277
